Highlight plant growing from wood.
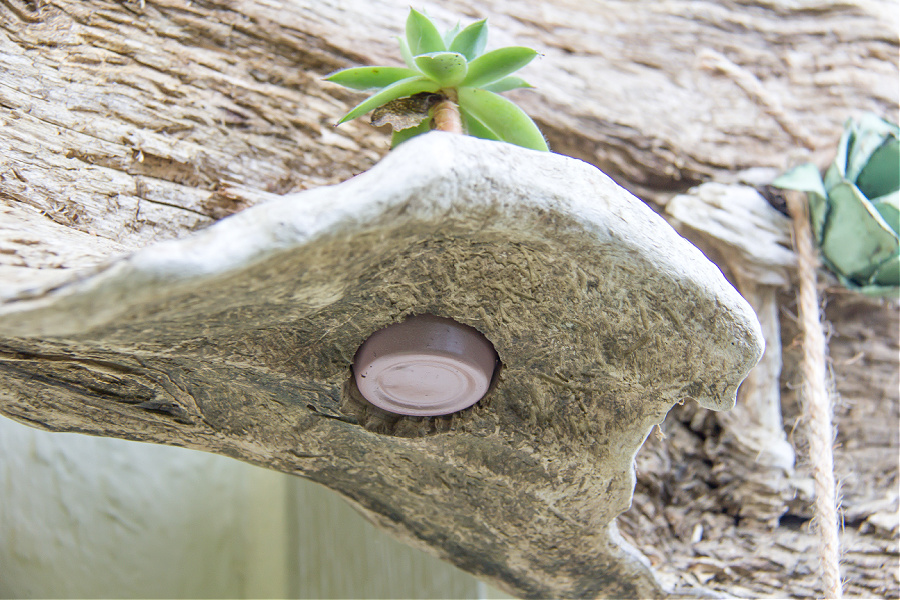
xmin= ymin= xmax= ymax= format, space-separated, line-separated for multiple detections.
xmin=775 ymin=114 xmax=899 ymax=297
xmin=327 ymin=8 xmax=548 ymax=151
xmin=770 ymin=113 xmax=898 ymax=599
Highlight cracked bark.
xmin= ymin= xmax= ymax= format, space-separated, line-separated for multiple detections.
xmin=1 ymin=0 xmax=897 ymax=597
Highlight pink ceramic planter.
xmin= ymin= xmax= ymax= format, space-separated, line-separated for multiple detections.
xmin=353 ymin=314 xmax=498 ymax=416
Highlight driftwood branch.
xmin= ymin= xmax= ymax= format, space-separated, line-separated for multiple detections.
xmin=0 ymin=134 xmax=765 ymax=598
xmin=1 ymin=0 xmax=897 ymax=597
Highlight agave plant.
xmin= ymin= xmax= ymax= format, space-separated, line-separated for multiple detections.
xmin=774 ymin=113 xmax=899 ymax=297
xmin=326 ymin=8 xmax=548 ymax=152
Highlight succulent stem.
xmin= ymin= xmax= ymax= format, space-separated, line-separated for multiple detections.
xmin=433 ymin=90 xmax=462 ymax=133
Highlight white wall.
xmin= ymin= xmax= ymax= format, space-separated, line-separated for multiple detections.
xmin=0 ymin=415 xmax=507 ymax=598
xmin=0 ymin=416 xmax=248 ymax=597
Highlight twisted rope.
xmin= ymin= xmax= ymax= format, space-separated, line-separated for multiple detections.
xmin=786 ymin=191 xmax=843 ymax=599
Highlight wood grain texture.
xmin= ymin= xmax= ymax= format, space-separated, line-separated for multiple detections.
xmin=0 ymin=133 xmax=766 ymax=598
xmin=1 ymin=0 xmax=897 ymax=597
xmin=619 ymin=290 xmax=899 ymax=599
xmin=2 ymin=0 xmax=896 ymax=276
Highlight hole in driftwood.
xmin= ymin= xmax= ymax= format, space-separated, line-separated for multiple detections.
xmin=340 ymin=354 xmax=505 ymax=438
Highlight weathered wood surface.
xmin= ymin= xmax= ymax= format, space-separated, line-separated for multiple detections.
xmin=0 ymin=132 xmax=766 ymax=599
xmin=619 ymin=289 xmax=899 ymax=599
xmin=641 ymin=183 xmax=899 ymax=598
xmin=2 ymin=0 xmax=896 ymax=292
xmin=1 ymin=0 xmax=897 ymax=597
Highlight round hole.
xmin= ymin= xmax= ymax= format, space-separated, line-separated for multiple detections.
xmin=353 ymin=314 xmax=498 ymax=416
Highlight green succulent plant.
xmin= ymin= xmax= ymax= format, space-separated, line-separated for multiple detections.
xmin=326 ymin=8 xmax=548 ymax=152
xmin=774 ymin=113 xmax=899 ymax=297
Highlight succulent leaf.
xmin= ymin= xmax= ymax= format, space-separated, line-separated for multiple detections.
xmin=449 ymin=19 xmax=488 ymax=61
xmin=397 ymin=36 xmax=418 ymax=71
xmin=856 ymin=137 xmax=899 ymax=200
xmin=391 ymin=118 xmax=433 ymax=148
xmin=481 ymin=76 xmax=534 ymax=93
xmin=458 ymin=87 xmax=547 ymax=151
xmin=847 ymin=127 xmax=888 ymax=184
xmin=462 ymin=47 xmax=538 ymax=89
xmin=872 ymin=191 xmax=899 ymax=235
xmin=773 ymin=163 xmax=829 ymax=241
xmin=406 ymin=9 xmax=446 ymax=55
xmin=776 ymin=114 xmax=899 ymax=296
xmin=459 ymin=107 xmax=501 ymax=141
xmin=327 ymin=9 xmax=545 ymax=153
xmin=326 ymin=66 xmax=420 ymax=91
xmin=870 ymin=254 xmax=900 ymax=288
xmin=415 ymin=52 xmax=469 ymax=87
xmin=337 ymin=76 xmax=441 ymax=124
xmin=442 ymin=22 xmax=462 ymax=48
xmin=773 ymin=163 xmax=828 ymax=197
xmin=828 ymin=125 xmax=852 ymax=184
xmin=819 ymin=181 xmax=898 ymax=284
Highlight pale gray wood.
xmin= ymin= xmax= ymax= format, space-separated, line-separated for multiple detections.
xmin=2 ymin=0 xmax=896 ymax=282
xmin=667 ymin=183 xmax=797 ymax=524
xmin=0 ymin=132 xmax=764 ymax=598
xmin=1 ymin=0 xmax=897 ymax=597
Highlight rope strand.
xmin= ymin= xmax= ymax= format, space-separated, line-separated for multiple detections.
xmin=786 ymin=191 xmax=843 ymax=599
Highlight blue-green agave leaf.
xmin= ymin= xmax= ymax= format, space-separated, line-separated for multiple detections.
xmin=414 ymin=52 xmax=468 ymax=87
xmin=869 ymin=253 xmax=899 ymax=288
xmin=820 ymin=181 xmax=899 ymax=285
xmin=847 ymin=124 xmax=891 ymax=185
xmin=857 ymin=112 xmax=900 ymax=138
xmin=337 ymin=76 xmax=441 ymax=124
xmin=458 ymin=87 xmax=547 ymax=151
xmin=828 ymin=123 xmax=853 ymax=185
xmin=772 ymin=163 xmax=827 ymax=197
xmin=850 ymin=282 xmax=900 ymax=298
xmin=774 ymin=114 xmax=899 ymax=296
xmin=406 ymin=9 xmax=445 ymax=56
xmin=871 ymin=190 xmax=899 ymax=235
xmin=773 ymin=163 xmax=829 ymax=242
xmin=462 ymin=47 xmax=538 ymax=89
xmin=449 ymin=19 xmax=488 ymax=61
xmin=856 ymin=136 xmax=899 ymax=200
xmin=327 ymin=66 xmax=420 ymax=90
xmin=481 ymin=76 xmax=533 ymax=93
